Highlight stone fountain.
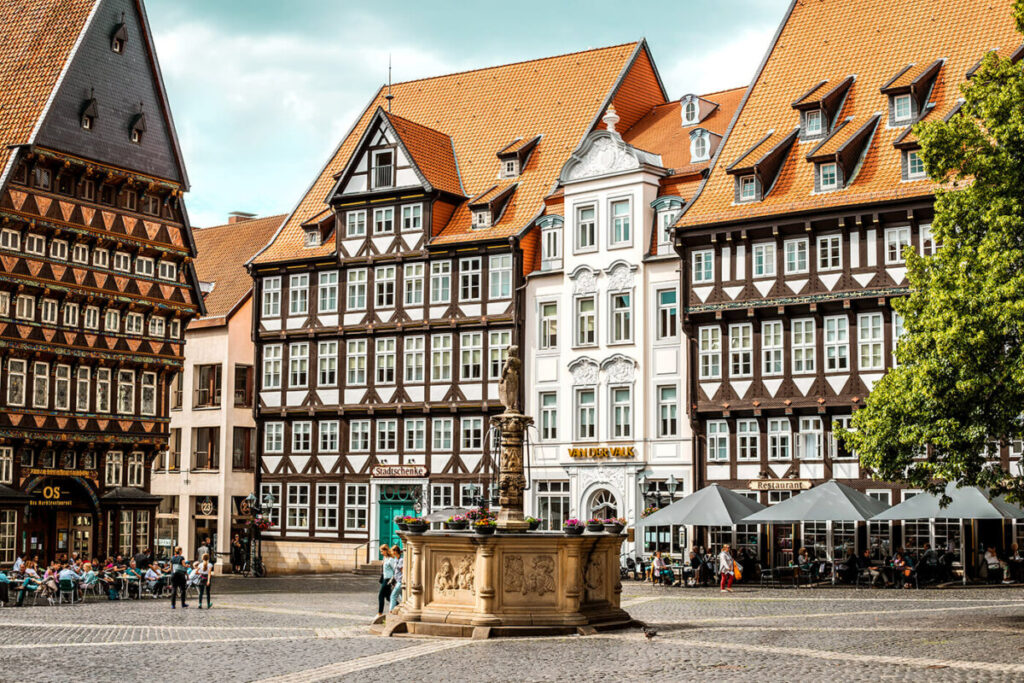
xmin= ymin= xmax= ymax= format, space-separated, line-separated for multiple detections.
xmin=376 ymin=346 xmax=634 ymax=639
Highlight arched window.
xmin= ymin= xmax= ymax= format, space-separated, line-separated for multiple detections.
xmin=683 ymin=100 xmax=697 ymax=124
xmin=589 ymin=489 xmax=618 ymax=520
xmin=691 ymin=131 xmax=709 ymax=162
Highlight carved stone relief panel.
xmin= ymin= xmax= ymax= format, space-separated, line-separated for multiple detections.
xmin=569 ymin=358 xmax=599 ymax=386
xmin=502 ymin=553 xmax=556 ymax=597
xmin=584 ymin=554 xmax=604 ymax=602
xmin=432 ymin=553 xmax=476 ymax=601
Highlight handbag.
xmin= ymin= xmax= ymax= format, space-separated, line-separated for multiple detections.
xmin=733 ymin=561 xmax=742 ymax=581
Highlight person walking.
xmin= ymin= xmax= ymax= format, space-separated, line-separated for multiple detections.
xmin=719 ymin=543 xmax=735 ymax=593
xmin=376 ymin=544 xmax=393 ymax=619
xmin=170 ymin=546 xmax=189 ymax=609
xmin=388 ymin=545 xmax=404 ymax=612
xmin=231 ymin=534 xmax=244 ymax=574
xmin=197 ymin=537 xmax=210 ymax=563
xmin=195 ymin=553 xmax=213 ymax=609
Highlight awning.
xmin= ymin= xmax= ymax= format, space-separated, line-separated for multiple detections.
xmin=742 ymin=480 xmax=889 ymax=523
xmin=423 ymin=507 xmax=471 ymax=523
xmin=871 ymin=482 xmax=1024 ymax=521
xmin=99 ymin=487 xmax=162 ymax=503
xmin=637 ymin=484 xmax=766 ymax=529
xmin=0 ymin=483 xmax=30 ymax=504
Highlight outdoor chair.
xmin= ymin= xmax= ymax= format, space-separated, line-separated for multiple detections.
xmin=82 ymin=580 xmax=102 ymax=599
xmin=57 ymin=579 xmax=77 ymax=605
xmin=759 ymin=567 xmax=779 ymax=588
xmin=854 ymin=565 xmax=875 ymax=589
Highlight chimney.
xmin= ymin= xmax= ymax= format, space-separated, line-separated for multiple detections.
xmin=228 ymin=211 xmax=257 ymax=224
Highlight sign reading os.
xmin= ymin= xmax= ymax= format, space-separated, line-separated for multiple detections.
xmin=747 ymin=479 xmax=812 ymax=491
xmin=30 ymin=485 xmax=74 ymax=507
xmin=371 ymin=464 xmax=428 ymax=478
xmin=567 ymin=446 xmax=637 ymax=459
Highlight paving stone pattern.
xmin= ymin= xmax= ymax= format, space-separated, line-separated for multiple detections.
xmin=2 ymin=575 xmax=1023 ymax=682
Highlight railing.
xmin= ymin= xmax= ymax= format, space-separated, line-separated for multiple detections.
xmin=194 ymin=387 xmax=221 ymax=408
xmin=372 ymin=164 xmax=393 ymax=189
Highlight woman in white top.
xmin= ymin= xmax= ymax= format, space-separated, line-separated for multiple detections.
xmin=719 ymin=544 xmax=735 ymax=593
xmin=195 ymin=553 xmax=213 ymax=609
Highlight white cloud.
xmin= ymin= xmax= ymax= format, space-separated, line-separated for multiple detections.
xmin=661 ymin=25 xmax=776 ymax=97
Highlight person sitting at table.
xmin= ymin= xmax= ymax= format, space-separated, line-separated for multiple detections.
xmin=123 ymin=559 xmax=143 ymax=598
xmin=836 ymin=548 xmax=859 ymax=584
xmin=982 ymin=546 xmax=1006 ymax=583
xmin=57 ymin=562 xmax=83 ymax=600
xmin=651 ymin=551 xmax=667 ymax=585
xmin=893 ymin=551 xmax=915 ymax=588
xmin=15 ymin=561 xmax=47 ymax=606
xmin=79 ymin=562 xmax=100 ymax=594
xmin=682 ymin=549 xmax=699 ymax=587
xmin=918 ymin=543 xmax=938 ymax=584
xmin=796 ymin=547 xmax=818 ymax=582
xmin=145 ymin=563 xmax=167 ymax=597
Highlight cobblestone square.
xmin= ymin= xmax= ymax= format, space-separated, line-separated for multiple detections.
xmin=3 ymin=575 xmax=1024 ymax=682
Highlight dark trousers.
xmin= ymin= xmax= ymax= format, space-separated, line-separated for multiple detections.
xmin=198 ymin=580 xmax=211 ymax=606
xmin=170 ymin=572 xmax=187 ymax=607
xmin=377 ymin=579 xmax=391 ymax=614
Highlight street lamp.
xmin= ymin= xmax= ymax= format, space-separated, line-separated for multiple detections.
xmin=666 ymin=474 xmax=679 ymax=497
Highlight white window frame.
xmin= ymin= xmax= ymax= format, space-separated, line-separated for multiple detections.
xmin=575 ymin=388 xmax=596 ymax=441
xmin=488 ymin=254 xmax=512 ymax=300
xmin=319 ymin=420 xmax=339 ymax=453
xmin=791 ymin=318 xmax=815 ymax=375
xmin=656 ymin=288 xmax=677 ymax=341
xmin=401 ymin=204 xmax=422 ymax=232
xmin=349 ymin=420 xmax=370 ymax=452
xmin=885 ymin=226 xmax=911 ymax=264
xmin=318 ymin=271 xmax=338 ymax=313
xmin=768 ymin=418 xmax=791 ymax=460
xmin=609 ymin=291 xmax=632 ymax=344
xmin=893 ymin=94 xmax=913 ymax=123
xmin=461 ymin=417 xmax=483 ymax=451
xmin=819 ymin=162 xmax=838 ymax=191
xmin=823 ymin=315 xmax=849 ymax=372
xmin=798 ymin=417 xmax=823 ymax=461
xmin=344 ymin=484 xmax=368 ymax=532
xmin=805 ymin=109 xmax=823 ymax=136
xmin=698 ymin=326 xmax=721 ymax=380
xmin=346 ymin=210 xmax=366 ymax=238
xmin=488 ymin=330 xmax=511 ymax=380
xmin=784 ymin=238 xmax=809 ymax=274
xmin=729 ymin=323 xmax=753 ymax=378
xmin=346 ymin=339 xmax=367 ymax=386
xmin=315 ymin=483 xmax=339 ymax=531
xmin=289 ymin=274 xmax=309 ymax=316
xmin=286 ymin=483 xmax=310 ymax=530
xmin=263 ymin=344 xmax=282 ymax=389
xmin=609 ymin=197 xmax=631 ymax=247
xmin=430 ymin=334 xmax=452 ymax=382
xmin=347 ymin=268 xmax=367 ymax=310
xmin=432 ymin=418 xmax=453 ymax=452
xmin=740 ymin=175 xmax=757 ymax=201
xmin=906 ymin=150 xmax=926 ymax=179
xmin=372 ymin=207 xmax=394 ymax=234
xmin=458 ymin=257 xmax=481 ymax=302
xmin=575 ymin=204 xmax=597 ymax=253
xmin=707 ymin=420 xmax=728 ymax=461
xmin=405 ymin=335 xmax=425 ymax=383
xmin=289 ymin=342 xmax=309 ymax=388
xmin=692 ymin=249 xmax=714 ymax=283
xmin=318 ymin=340 xmax=338 ymax=386
xmin=262 ymin=277 xmax=281 ymax=318
xmin=657 ymin=385 xmax=678 ymax=438
xmin=374 ymin=265 xmax=395 ymax=308
xmin=539 ymin=302 xmax=558 ymax=350
xmin=377 ymin=419 xmax=398 ymax=452
xmin=430 ymin=261 xmax=451 ymax=304
xmin=857 ymin=312 xmax=884 ymax=371
xmin=375 ymin=337 xmax=396 ymax=385
xmin=539 ymin=392 xmax=558 ymax=441
xmin=919 ymin=224 xmax=936 ymax=256
xmin=292 ymin=421 xmax=312 ymax=453
xmin=404 ymin=418 xmax=426 ymax=451
xmin=404 ymin=263 xmax=424 ymax=306
xmin=610 ymin=385 xmax=632 ymax=439
xmin=737 ymin=419 xmax=759 ymax=461
xmin=817 ymin=234 xmax=842 ymax=271
xmin=265 ymin=422 xmax=284 ymax=453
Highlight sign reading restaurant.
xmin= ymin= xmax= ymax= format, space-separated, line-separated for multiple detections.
xmin=748 ymin=479 xmax=813 ymax=491
xmin=371 ymin=465 xmax=428 ymax=478
xmin=567 ymin=446 xmax=637 ymax=459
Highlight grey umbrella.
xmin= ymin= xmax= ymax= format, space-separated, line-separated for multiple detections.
xmin=423 ymin=507 xmax=471 ymax=523
xmin=870 ymin=481 xmax=1024 ymax=521
xmin=637 ymin=483 xmax=766 ymax=529
xmin=742 ymin=480 xmax=889 ymax=523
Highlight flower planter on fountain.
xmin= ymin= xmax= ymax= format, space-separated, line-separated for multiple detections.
xmin=474 ymin=519 xmax=496 ymax=535
xmin=405 ymin=518 xmax=429 ymax=534
xmin=585 ymin=518 xmax=605 ymax=533
xmin=444 ymin=515 xmax=468 ymax=531
xmin=563 ymin=519 xmax=584 ymax=536
xmin=526 ymin=517 xmax=542 ymax=531
xmin=602 ymin=518 xmax=625 ymax=534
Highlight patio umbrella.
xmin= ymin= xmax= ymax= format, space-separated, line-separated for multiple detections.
xmin=870 ymin=482 xmax=1024 ymax=586
xmin=741 ymin=480 xmax=889 ymax=523
xmin=637 ymin=483 xmax=766 ymax=529
xmin=423 ymin=507 xmax=470 ymax=523
xmin=870 ymin=481 xmax=1024 ymax=521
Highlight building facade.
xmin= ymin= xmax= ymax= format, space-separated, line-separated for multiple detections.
xmin=153 ymin=214 xmax=282 ymax=564
xmin=0 ymin=0 xmax=203 ymax=567
xmin=524 ymin=89 xmax=742 ymax=556
xmin=248 ymin=42 xmax=668 ymax=572
xmin=672 ymin=0 xmax=1023 ymax=564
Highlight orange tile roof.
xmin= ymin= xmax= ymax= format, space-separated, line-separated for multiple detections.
xmin=678 ymin=0 xmax=1021 ymax=229
xmin=621 ymin=86 xmax=745 ymax=176
xmin=254 ymin=41 xmax=664 ymax=263
xmin=0 ymin=0 xmax=96 ymax=186
xmin=383 ymin=110 xmax=463 ymax=196
xmin=191 ymin=214 xmax=285 ymax=324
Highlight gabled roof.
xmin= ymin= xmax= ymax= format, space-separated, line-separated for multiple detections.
xmin=678 ymin=0 xmax=1022 ymax=229
xmin=253 ymin=41 xmax=667 ymax=263
xmin=621 ymin=86 xmax=745 ymax=176
xmin=189 ymin=214 xmax=285 ymax=328
xmin=0 ymin=0 xmax=97 ymax=186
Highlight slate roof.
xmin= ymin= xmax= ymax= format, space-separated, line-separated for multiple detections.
xmin=678 ymin=0 xmax=1022 ymax=229
xmin=189 ymin=214 xmax=285 ymax=327
xmin=253 ymin=41 xmax=666 ymax=264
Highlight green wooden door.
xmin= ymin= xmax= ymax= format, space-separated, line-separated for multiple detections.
xmin=377 ymin=484 xmax=421 ymax=556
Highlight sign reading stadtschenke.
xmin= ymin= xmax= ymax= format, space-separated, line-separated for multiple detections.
xmin=371 ymin=464 xmax=427 ymax=478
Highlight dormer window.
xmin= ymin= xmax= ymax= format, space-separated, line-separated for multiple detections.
xmin=904 ymin=150 xmax=926 ymax=180
xmin=371 ymin=149 xmax=394 ymax=189
xmin=893 ymin=94 xmax=913 ymax=123
xmin=681 ymin=95 xmax=701 ymax=126
xmin=739 ymin=175 xmax=758 ymax=202
xmin=690 ymin=130 xmax=710 ymax=162
xmin=819 ymin=162 xmax=839 ymax=191
xmin=473 ymin=209 xmax=491 ymax=229
xmin=81 ymin=115 xmax=93 ymax=130
xmin=130 ymin=113 xmax=146 ymax=144
xmin=111 ymin=22 xmax=128 ymax=54
xmin=501 ymin=159 xmax=518 ymax=178
xmin=80 ymin=97 xmax=98 ymax=132
xmin=804 ymin=110 xmax=823 ymax=137
xmin=303 ymin=228 xmax=321 ymax=248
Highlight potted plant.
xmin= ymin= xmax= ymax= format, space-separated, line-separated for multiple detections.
xmin=603 ymin=517 xmax=626 ymax=534
xmin=395 ymin=515 xmax=409 ymax=531
xmin=642 ymin=506 xmax=660 ymax=519
xmin=563 ymin=518 xmax=584 ymax=536
xmin=405 ymin=516 xmax=429 ymax=534
xmin=473 ymin=518 xmax=497 ymax=535
xmin=525 ymin=516 xmax=542 ymax=531
xmin=445 ymin=514 xmax=468 ymax=531
xmin=586 ymin=518 xmax=604 ymax=533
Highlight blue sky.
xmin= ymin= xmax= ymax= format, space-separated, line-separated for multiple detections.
xmin=146 ymin=0 xmax=787 ymax=227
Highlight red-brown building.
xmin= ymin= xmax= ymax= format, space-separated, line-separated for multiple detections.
xmin=0 ymin=0 xmax=204 ymax=566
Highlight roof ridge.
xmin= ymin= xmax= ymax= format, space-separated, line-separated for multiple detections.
xmin=197 ymin=214 xmax=288 ymax=232
xmin=386 ymin=41 xmax=639 ymax=88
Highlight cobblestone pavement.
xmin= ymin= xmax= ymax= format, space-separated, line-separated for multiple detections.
xmin=2 ymin=575 xmax=1024 ymax=682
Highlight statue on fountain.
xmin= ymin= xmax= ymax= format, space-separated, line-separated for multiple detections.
xmin=497 ymin=345 xmax=522 ymax=414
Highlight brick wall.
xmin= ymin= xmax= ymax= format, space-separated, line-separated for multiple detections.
xmin=261 ymin=540 xmax=366 ymax=574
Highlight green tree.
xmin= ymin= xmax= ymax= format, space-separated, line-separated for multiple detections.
xmin=841 ymin=2 xmax=1024 ymax=501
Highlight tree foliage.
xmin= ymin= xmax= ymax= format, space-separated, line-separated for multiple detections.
xmin=841 ymin=2 xmax=1024 ymax=501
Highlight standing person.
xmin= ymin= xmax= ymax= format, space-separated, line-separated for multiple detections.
xmin=134 ymin=548 xmax=152 ymax=573
xmin=388 ymin=545 xmax=404 ymax=612
xmin=197 ymin=537 xmax=210 ymax=563
xmin=231 ymin=535 xmax=244 ymax=574
xmin=195 ymin=553 xmax=213 ymax=609
xmin=169 ymin=546 xmax=189 ymax=609
xmin=719 ymin=543 xmax=735 ymax=593
xmin=376 ymin=544 xmax=393 ymax=619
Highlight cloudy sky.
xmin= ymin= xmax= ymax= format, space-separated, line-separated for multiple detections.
xmin=146 ymin=0 xmax=787 ymax=228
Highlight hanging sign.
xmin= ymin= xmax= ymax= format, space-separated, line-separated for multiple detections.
xmin=748 ymin=479 xmax=812 ymax=491
xmin=568 ymin=446 xmax=636 ymax=459
xmin=372 ymin=465 xmax=427 ymax=478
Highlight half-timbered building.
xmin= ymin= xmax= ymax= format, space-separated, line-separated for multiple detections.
xmin=0 ymin=0 xmax=203 ymax=566
xmin=248 ymin=42 xmax=667 ymax=572
xmin=525 ymin=88 xmax=743 ymax=558
xmin=673 ymin=0 xmax=1023 ymax=565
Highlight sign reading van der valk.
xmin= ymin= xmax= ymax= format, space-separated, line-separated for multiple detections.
xmin=567 ymin=446 xmax=637 ymax=459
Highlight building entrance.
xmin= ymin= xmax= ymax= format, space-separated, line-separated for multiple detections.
xmin=70 ymin=514 xmax=93 ymax=558
xmin=377 ymin=485 xmax=420 ymax=554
